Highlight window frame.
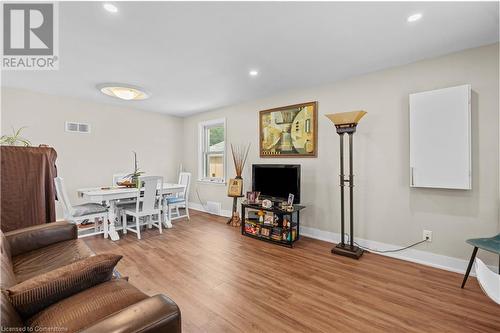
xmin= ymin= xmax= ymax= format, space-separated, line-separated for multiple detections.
xmin=198 ymin=118 xmax=226 ymax=184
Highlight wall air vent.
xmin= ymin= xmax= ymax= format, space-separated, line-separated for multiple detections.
xmin=65 ymin=122 xmax=91 ymax=134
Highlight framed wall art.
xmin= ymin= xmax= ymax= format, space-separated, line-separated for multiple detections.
xmin=259 ymin=101 xmax=317 ymax=157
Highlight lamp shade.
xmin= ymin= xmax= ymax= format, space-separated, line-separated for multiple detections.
xmin=325 ymin=110 xmax=367 ymax=126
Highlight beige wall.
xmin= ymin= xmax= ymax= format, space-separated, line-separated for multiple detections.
xmin=182 ymin=44 xmax=499 ymax=261
xmin=1 ymin=44 xmax=498 ymax=264
xmin=1 ymin=88 xmax=183 ymax=218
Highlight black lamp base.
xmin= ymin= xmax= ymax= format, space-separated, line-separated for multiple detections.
xmin=331 ymin=243 xmax=364 ymax=259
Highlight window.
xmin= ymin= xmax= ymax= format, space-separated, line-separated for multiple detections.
xmin=198 ymin=118 xmax=226 ymax=183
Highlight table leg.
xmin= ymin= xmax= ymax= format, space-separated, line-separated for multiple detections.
xmin=103 ymin=215 xmax=108 ymax=238
xmin=107 ymin=201 xmax=120 ymax=241
xmin=163 ymin=203 xmax=173 ymax=229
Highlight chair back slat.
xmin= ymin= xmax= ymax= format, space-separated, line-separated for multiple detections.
xmin=54 ymin=177 xmax=75 ymax=218
xmin=136 ymin=176 xmax=162 ymax=213
xmin=178 ymin=172 xmax=191 ymax=200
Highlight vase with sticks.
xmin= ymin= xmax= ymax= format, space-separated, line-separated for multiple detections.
xmin=227 ymin=143 xmax=250 ymax=226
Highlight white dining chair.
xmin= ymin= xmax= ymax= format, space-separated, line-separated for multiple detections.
xmin=121 ymin=176 xmax=163 ymax=240
xmin=54 ymin=177 xmax=109 ymax=238
xmin=165 ymin=172 xmax=191 ymax=221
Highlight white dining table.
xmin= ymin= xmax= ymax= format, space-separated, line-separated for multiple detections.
xmin=77 ymin=183 xmax=185 ymax=241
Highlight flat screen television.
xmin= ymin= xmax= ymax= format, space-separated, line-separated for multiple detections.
xmin=252 ymin=164 xmax=301 ymax=203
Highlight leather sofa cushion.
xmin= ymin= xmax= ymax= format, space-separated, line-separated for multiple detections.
xmin=1 ymin=231 xmax=16 ymax=289
xmin=1 ymin=291 xmax=23 ymax=329
xmin=27 ymin=279 xmax=149 ymax=332
xmin=13 ymin=239 xmax=95 ymax=283
xmin=0 ymin=230 xmax=12 ymax=258
xmin=1 ymin=231 xmax=22 ymax=329
xmin=5 ymin=221 xmax=77 ymax=257
xmin=80 ymin=294 xmax=181 ymax=333
xmin=5 ymin=254 xmax=122 ymax=319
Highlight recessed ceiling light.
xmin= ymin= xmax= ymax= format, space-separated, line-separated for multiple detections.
xmin=407 ymin=13 xmax=422 ymax=23
xmin=103 ymin=3 xmax=118 ymax=14
xmin=97 ymin=83 xmax=150 ymax=101
xmin=249 ymin=70 xmax=259 ymax=77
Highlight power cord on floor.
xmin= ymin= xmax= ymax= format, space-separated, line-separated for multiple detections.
xmin=344 ymin=233 xmax=428 ymax=253
xmin=195 ymin=187 xmax=209 ymax=211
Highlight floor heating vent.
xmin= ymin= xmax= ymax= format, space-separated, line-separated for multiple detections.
xmin=206 ymin=201 xmax=221 ymax=215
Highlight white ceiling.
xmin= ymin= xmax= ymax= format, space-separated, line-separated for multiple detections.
xmin=2 ymin=2 xmax=498 ymax=117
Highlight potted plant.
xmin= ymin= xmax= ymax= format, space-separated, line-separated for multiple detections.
xmin=0 ymin=127 xmax=31 ymax=146
xmin=129 ymin=151 xmax=144 ymax=188
xmin=117 ymin=152 xmax=144 ymax=187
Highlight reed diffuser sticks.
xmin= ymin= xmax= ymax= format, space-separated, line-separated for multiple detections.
xmin=231 ymin=143 xmax=251 ymax=178
xmin=227 ymin=143 xmax=251 ymax=227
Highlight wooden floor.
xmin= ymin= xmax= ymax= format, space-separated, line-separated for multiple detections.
xmin=84 ymin=210 xmax=500 ymax=333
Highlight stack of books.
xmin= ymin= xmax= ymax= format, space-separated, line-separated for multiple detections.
xmin=271 ymin=227 xmax=283 ymax=241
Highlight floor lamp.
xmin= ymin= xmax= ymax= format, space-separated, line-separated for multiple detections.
xmin=325 ymin=111 xmax=367 ymax=259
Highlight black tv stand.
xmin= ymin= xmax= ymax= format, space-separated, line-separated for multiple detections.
xmin=241 ymin=202 xmax=305 ymax=248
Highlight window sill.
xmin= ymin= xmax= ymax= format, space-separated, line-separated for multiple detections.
xmin=197 ymin=179 xmax=226 ymax=186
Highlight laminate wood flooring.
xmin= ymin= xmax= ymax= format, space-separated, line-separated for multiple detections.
xmin=84 ymin=210 xmax=500 ymax=333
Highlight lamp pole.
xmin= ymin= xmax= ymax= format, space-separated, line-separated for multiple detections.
xmin=332 ymin=127 xmax=363 ymax=258
xmin=339 ymin=133 xmax=345 ymax=246
xmin=348 ymin=132 xmax=354 ymax=249
xmin=326 ymin=110 xmax=366 ymax=260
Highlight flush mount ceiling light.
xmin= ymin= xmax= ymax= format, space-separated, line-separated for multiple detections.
xmin=103 ymin=3 xmax=118 ymax=14
xmin=407 ymin=13 xmax=422 ymax=23
xmin=249 ymin=70 xmax=259 ymax=77
xmin=97 ymin=83 xmax=150 ymax=101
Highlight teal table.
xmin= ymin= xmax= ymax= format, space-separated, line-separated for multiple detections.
xmin=461 ymin=234 xmax=500 ymax=288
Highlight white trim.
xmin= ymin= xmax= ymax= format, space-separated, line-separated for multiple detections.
xmin=197 ymin=179 xmax=227 ymax=185
xmin=187 ymin=206 xmax=496 ymax=276
xmin=189 ymin=201 xmax=232 ymax=218
xmin=198 ymin=118 xmax=227 ymax=183
xmin=300 ymin=226 xmax=496 ymax=276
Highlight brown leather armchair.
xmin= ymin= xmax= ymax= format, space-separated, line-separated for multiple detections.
xmin=1 ymin=221 xmax=181 ymax=332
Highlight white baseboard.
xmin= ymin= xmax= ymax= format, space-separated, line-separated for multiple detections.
xmin=188 ymin=204 xmax=493 ymax=276
xmin=189 ymin=201 xmax=232 ymax=218
xmin=300 ymin=226 xmax=497 ymax=276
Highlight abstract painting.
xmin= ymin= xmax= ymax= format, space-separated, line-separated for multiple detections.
xmin=259 ymin=101 xmax=317 ymax=157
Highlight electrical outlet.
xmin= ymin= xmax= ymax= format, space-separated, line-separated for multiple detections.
xmin=423 ymin=230 xmax=432 ymax=242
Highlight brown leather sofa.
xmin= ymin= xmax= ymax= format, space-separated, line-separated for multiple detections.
xmin=1 ymin=221 xmax=181 ymax=332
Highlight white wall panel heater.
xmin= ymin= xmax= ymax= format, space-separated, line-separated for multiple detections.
xmin=409 ymin=84 xmax=471 ymax=190
xmin=206 ymin=201 xmax=222 ymax=215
